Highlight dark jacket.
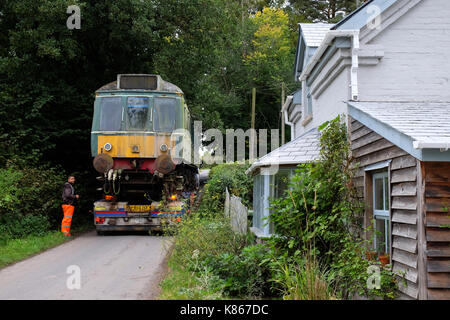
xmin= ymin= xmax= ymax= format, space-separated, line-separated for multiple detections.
xmin=62 ymin=182 xmax=77 ymax=205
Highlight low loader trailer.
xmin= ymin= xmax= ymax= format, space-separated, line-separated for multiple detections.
xmin=93 ymin=199 xmax=186 ymax=234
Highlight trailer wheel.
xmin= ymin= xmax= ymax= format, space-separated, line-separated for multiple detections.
xmin=96 ymin=230 xmax=105 ymax=236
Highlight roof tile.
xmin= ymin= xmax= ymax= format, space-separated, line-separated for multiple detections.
xmin=247 ymin=128 xmax=321 ymax=175
xmin=299 ymin=23 xmax=333 ymax=47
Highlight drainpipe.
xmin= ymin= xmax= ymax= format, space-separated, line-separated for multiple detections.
xmin=350 ymin=31 xmax=360 ymax=101
xmin=298 ymin=30 xmax=360 ymax=101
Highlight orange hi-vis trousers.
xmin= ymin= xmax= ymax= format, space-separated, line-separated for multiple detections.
xmin=61 ymin=204 xmax=75 ymax=236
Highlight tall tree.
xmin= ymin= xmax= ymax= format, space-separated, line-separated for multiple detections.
xmin=153 ymin=0 xmax=247 ymax=131
xmin=243 ymin=7 xmax=296 ymax=131
xmin=289 ymin=0 xmax=358 ymax=23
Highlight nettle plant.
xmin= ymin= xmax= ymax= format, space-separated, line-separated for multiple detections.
xmin=268 ymin=115 xmax=399 ymax=299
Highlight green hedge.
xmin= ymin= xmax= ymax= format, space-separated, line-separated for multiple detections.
xmin=0 ymin=163 xmax=66 ymax=241
xmin=197 ymin=163 xmax=253 ymax=215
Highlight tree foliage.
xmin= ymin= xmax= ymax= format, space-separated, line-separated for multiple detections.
xmin=289 ymin=0 xmax=359 ymax=23
xmin=0 ymin=0 xmax=301 ymax=171
xmin=0 ymin=0 xmax=162 ymax=171
xmin=0 ymin=0 xmax=362 ymax=175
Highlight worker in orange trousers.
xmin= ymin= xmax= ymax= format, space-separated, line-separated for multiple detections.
xmin=61 ymin=175 xmax=79 ymax=236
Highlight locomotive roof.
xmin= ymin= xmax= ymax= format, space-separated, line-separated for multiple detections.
xmin=96 ymin=74 xmax=184 ymax=94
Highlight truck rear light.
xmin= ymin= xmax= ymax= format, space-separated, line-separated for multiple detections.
xmin=96 ymin=217 xmax=106 ymax=224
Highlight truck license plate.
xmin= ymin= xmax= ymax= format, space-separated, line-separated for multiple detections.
xmin=127 ymin=205 xmax=151 ymax=213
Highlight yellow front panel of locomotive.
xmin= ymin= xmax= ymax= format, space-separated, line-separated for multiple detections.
xmin=98 ymin=134 xmax=177 ymax=158
xmin=97 ymin=135 xmax=153 ymax=158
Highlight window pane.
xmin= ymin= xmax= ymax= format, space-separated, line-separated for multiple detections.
xmin=99 ymin=97 xmax=122 ymax=131
xmin=374 ymin=178 xmax=384 ymax=211
xmin=154 ymin=98 xmax=177 ymax=132
xmin=384 ymin=176 xmax=389 ymax=210
xmin=375 ymin=218 xmax=387 ymax=255
xmin=127 ymin=97 xmax=149 ymax=130
xmin=275 ymin=170 xmax=290 ymax=198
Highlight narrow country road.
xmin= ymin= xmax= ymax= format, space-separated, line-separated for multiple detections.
xmin=0 ymin=231 xmax=172 ymax=300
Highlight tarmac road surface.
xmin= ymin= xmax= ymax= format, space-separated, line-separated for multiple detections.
xmin=0 ymin=231 xmax=172 ymax=300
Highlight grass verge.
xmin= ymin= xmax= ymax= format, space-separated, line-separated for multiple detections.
xmin=158 ymin=252 xmax=224 ymax=300
xmin=0 ymin=231 xmax=68 ymax=268
xmin=159 ymin=259 xmax=218 ymax=300
xmin=0 ymin=225 xmax=93 ymax=269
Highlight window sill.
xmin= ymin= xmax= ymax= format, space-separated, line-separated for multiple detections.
xmin=302 ymin=114 xmax=313 ymax=126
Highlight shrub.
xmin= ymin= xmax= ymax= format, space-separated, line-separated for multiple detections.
xmin=0 ymin=167 xmax=22 ymax=213
xmin=330 ymin=235 xmax=399 ymax=300
xmin=202 ymin=244 xmax=275 ymax=298
xmin=0 ymin=162 xmax=66 ymax=240
xmin=197 ymin=163 xmax=252 ymax=215
xmin=0 ymin=214 xmax=51 ymax=240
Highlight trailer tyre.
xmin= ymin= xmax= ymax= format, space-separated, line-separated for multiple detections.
xmin=96 ymin=230 xmax=105 ymax=236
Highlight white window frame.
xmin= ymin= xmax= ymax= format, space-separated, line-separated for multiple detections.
xmin=372 ymin=171 xmax=390 ymax=254
xmin=251 ymin=172 xmax=272 ymax=237
xmin=252 ymin=167 xmax=295 ymax=238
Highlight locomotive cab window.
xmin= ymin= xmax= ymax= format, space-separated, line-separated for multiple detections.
xmin=153 ymin=97 xmax=177 ymax=132
xmin=99 ymin=97 xmax=122 ymax=131
xmin=126 ymin=97 xmax=151 ymax=131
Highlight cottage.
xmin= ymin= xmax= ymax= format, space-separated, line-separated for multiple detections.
xmin=248 ymin=0 xmax=450 ymax=299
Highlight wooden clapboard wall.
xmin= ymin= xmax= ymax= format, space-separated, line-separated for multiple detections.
xmin=423 ymin=162 xmax=450 ymax=300
xmin=349 ymin=117 xmax=420 ymax=300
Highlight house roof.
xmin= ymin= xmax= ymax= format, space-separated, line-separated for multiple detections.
xmin=294 ymin=23 xmax=334 ymax=81
xmin=348 ymin=101 xmax=450 ymax=161
xmin=332 ymin=0 xmax=398 ymax=30
xmin=296 ymin=0 xmax=404 ymax=82
xmin=246 ymin=128 xmax=321 ymax=175
xmin=299 ymin=23 xmax=334 ymax=47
